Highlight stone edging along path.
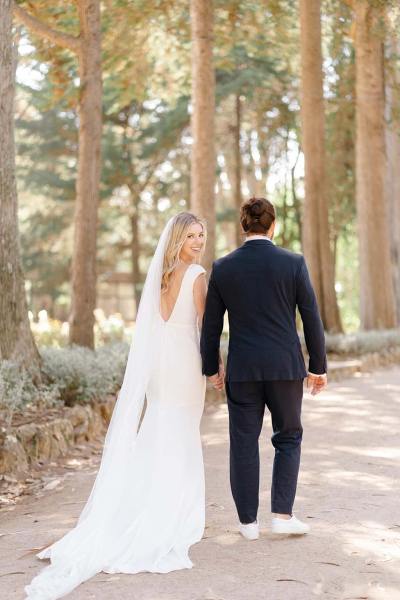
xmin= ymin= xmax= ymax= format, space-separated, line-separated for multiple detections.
xmin=1 ymin=348 xmax=400 ymax=480
xmin=0 ymin=398 xmax=115 ymax=479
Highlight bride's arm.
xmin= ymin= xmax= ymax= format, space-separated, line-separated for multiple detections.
xmin=194 ymin=272 xmax=225 ymax=371
xmin=193 ymin=272 xmax=207 ymax=325
xmin=196 ymin=270 xmax=225 ymax=390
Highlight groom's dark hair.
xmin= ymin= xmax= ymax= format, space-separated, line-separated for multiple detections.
xmin=240 ymin=197 xmax=275 ymax=234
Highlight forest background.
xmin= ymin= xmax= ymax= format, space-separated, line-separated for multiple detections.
xmin=1 ymin=0 xmax=400 ymax=413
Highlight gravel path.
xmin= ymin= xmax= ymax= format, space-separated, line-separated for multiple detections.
xmin=1 ymin=367 xmax=400 ymax=600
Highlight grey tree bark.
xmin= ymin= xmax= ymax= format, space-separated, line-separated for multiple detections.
xmin=385 ymin=37 xmax=400 ymax=325
xmin=353 ymin=1 xmax=396 ymax=329
xmin=190 ymin=0 xmax=216 ymax=271
xmin=69 ymin=1 xmax=102 ymax=348
xmin=0 ymin=0 xmax=41 ymax=375
xmin=299 ymin=0 xmax=342 ymax=333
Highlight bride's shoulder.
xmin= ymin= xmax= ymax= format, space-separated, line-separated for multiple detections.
xmin=188 ymin=264 xmax=207 ymax=290
xmin=188 ymin=263 xmax=206 ymax=276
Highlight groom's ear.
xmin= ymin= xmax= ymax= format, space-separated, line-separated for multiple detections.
xmin=239 ymin=218 xmax=248 ymax=234
xmin=269 ymin=221 xmax=276 ymax=238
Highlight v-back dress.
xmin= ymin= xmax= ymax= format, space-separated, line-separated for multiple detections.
xmin=25 ymin=262 xmax=207 ymax=599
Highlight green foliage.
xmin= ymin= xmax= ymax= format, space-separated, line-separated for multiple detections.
xmin=14 ymin=0 xmax=400 ymax=333
xmin=15 ymin=77 xmax=75 ymax=300
xmin=0 ymin=361 xmax=60 ymax=428
xmin=15 ymin=1 xmax=80 ymax=107
xmin=138 ymin=97 xmax=190 ymax=159
xmin=0 ymin=343 xmax=130 ymax=426
xmin=335 ymin=231 xmax=360 ymax=332
xmin=323 ymin=0 xmax=356 ymax=241
xmin=0 ymin=361 xmax=36 ymax=414
xmin=216 ymin=46 xmax=282 ymax=100
xmin=40 ymin=343 xmax=129 ymax=406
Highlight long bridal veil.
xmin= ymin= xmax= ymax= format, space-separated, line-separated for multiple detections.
xmin=25 ymin=217 xmax=175 ymax=600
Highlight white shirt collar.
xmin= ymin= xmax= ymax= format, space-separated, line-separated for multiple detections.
xmin=245 ymin=235 xmax=274 ymax=244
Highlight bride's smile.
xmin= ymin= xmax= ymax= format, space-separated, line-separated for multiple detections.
xmin=180 ymin=223 xmax=205 ymax=263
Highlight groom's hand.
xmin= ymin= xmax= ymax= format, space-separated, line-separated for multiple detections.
xmin=307 ymin=373 xmax=327 ymax=395
xmin=208 ymin=370 xmax=225 ymax=391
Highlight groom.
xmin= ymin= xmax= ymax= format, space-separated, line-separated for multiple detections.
xmin=200 ymin=197 xmax=327 ymax=539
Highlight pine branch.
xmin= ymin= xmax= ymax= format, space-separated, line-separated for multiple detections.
xmin=13 ymin=3 xmax=80 ymax=53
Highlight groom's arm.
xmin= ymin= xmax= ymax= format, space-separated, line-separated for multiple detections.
xmin=295 ymin=256 xmax=327 ymax=375
xmin=200 ymin=264 xmax=226 ymax=377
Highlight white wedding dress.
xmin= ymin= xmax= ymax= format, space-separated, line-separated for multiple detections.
xmin=25 ymin=219 xmax=207 ymax=599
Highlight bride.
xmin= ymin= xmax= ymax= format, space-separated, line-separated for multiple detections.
xmin=25 ymin=212 xmax=223 ymax=599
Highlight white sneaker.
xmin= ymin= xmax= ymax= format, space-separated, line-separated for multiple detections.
xmin=239 ymin=520 xmax=259 ymax=540
xmin=271 ymin=515 xmax=310 ymax=535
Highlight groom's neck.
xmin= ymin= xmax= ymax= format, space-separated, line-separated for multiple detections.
xmin=245 ymin=234 xmax=272 ymax=240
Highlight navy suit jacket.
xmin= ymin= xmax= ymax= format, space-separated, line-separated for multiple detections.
xmin=200 ymin=239 xmax=327 ymax=381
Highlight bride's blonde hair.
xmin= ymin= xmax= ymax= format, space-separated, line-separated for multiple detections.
xmin=161 ymin=212 xmax=206 ymax=292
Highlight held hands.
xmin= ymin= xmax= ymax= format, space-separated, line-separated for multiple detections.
xmin=307 ymin=373 xmax=328 ymax=395
xmin=208 ymin=358 xmax=225 ymax=391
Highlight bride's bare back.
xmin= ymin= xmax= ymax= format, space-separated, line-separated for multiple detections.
xmin=160 ymin=264 xmax=190 ymax=322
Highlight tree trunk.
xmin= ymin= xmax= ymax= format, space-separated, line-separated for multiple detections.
xmin=0 ymin=0 xmax=41 ymax=375
xmin=69 ymin=0 xmax=102 ymax=347
xmin=190 ymin=0 xmax=216 ymax=271
xmin=299 ymin=0 xmax=342 ymax=333
xmin=353 ymin=1 xmax=396 ymax=329
xmin=385 ymin=37 xmax=400 ymax=325
xmin=233 ymin=94 xmax=243 ymax=247
xmin=14 ymin=1 xmax=102 ymax=348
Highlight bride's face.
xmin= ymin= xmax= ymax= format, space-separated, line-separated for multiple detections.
xmin=179 ymin=223 xmax=205 ymax=262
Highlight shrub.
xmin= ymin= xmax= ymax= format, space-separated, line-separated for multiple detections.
xmin=40 ymin=343 xmax=129 ymax=406
xmin=0 ymin=361 xmax=60 ymax=429
xmin=0 ymin=343 xmax=130 ymax=427
xmin=324 ymin=329 xmax=400 ymax=356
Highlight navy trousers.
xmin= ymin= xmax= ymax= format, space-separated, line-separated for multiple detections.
xmin=225 ymin=380 xmax=303 ymax=523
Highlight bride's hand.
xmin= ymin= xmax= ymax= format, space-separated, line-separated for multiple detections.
xmin=208 ymin=372 xmax=225 ymax=391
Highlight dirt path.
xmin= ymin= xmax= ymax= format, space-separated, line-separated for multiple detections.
xmin=1 ymin=367 xmax=400 ymax=600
